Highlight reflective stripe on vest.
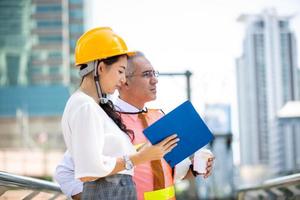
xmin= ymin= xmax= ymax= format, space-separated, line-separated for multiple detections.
xmin=144 ymin=185 xmax=175 ymax=200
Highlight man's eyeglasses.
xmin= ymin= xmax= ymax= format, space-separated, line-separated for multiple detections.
xmin=127 ymin=70 xmax=159 ymax=78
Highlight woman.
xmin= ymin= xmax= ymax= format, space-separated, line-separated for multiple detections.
xmin=61 ymin=27 xmax=178 ymax=199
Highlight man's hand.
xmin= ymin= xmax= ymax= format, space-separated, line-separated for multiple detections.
xmin=188 ymin=152 xmax=215 ymax=178
xmin=203 ymin=157 xmax=214 ymax=178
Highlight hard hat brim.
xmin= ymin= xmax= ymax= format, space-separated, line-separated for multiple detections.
xmin=127 ymin=51 xmax=136 ymax=57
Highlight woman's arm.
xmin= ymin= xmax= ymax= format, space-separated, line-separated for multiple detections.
xmin=80 ymin=134 xmax=179 ymax=182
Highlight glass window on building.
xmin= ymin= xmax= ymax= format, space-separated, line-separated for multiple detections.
xmin=39 ymin=35 xmax=63 ymax=44
xmin=70 ymin=38 xmax=77 ymax=49
xmin=36 ymin=5 xmax=62 ymax=13
xmin=28 ymin=66 xmax=43 ymax=76
xmin=69 ymin=24 xmax=83 ymax=33
xmin=69 ymin=0 xmax=83 ymax=4
xmin=49 ymin=66 xmax=61 ymax=74
xmin=37 ymin=21 xmax=62 ymax=28
xmin=255 ymin=20 xmax=264 ymax=29
xmin=69 ymin=10 xmax=83 ymax=19
xmin=6 ymin=54 xmax=20 ymax=85
xmin=49 ymin=52 xmax=63 ymax=59
xmin=279 ymin=20 xmax=289 ymax=29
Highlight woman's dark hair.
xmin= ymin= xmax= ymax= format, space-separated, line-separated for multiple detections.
xmin=101 ymin=55 xmax=134 ymax=141
xmin=101 ymin=100 xmax=134 ymax=141
xmin=80 ymin=54 xmax=134 ymax=141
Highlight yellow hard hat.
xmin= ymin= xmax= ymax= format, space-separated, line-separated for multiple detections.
xmin=75 ymin=27 xmax=135 ymax=66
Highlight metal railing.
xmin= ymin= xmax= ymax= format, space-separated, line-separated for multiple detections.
xmin=237 ymin=173 xmax=300 ymax=199
xmin=0 ymin=171 xmax=66 ymax=199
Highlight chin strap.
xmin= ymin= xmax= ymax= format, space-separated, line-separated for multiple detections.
xmin=93 ymin=60 xmax=109 ymax=104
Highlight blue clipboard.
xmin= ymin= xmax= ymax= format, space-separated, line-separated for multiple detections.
xmin=143 ymin=100 xmax=214 ymax=167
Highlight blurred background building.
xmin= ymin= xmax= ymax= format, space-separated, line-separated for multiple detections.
xmin=196 ymin=104 xmax=234 ymax=199
xmin=236 ymin=8 xmax=300 ymax=186
xmin=0 ymin=0 xmax=84 ymax=177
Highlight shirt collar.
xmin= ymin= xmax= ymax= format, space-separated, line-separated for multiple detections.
xmin=114 ymin=97 xmax=146 ymax=113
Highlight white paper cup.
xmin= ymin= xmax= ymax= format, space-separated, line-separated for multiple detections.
xmin=193 ymin=149 xmax=213 ymax=174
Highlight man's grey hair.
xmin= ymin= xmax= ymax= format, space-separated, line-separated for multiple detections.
xmin=127 ymin=51 xmax=148 ymax=76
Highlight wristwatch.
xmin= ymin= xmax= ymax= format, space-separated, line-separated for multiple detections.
xmin=123 ymin=155 xmax=134 ymax=170
xmin=189 ymin=164 xmax=200 ymax=177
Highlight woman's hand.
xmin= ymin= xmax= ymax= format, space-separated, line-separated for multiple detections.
xmin=131 ymin=134 xmax=179 ymax=165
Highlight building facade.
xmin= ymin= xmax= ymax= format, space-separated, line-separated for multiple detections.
xmin=0 ymin=0 xmax=85 ymax=177
xmin=0 ymin=0 xmax=84 ymax=87
xmin=236 ymin=9 xmax=300 ymax=182
xmin=196 ymin=104 xmax=234 ymax=199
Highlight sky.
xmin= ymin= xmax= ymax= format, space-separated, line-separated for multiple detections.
xmin=86 ymin=0 xmax=300 ymax=164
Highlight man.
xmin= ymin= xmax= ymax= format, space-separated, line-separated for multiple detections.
xmin=54 ymin=52 xmax=214 ymax=200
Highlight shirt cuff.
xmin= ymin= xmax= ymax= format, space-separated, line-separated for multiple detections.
xmin=70 ymin=182 xmax=83 ymax=197
xmin=174 ymin=158 xmax=192 ymax=182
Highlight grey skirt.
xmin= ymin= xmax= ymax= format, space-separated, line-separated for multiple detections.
xmin=81 ymin=174 xmax=137 ymax=200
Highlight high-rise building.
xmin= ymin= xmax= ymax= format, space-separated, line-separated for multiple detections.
xmin=236 ymin=8 xmax=300 ymax=181
xmin=0 ymin=0 xmax=84 ymax=87
xmin=68 ymin=0 xmax=84 ymax=85
xmin=0 ymin=0 xmax=31 ymax=86
xmin=30 ymin=0 xmax=70 ymax=85
xmin=0 ymin=0 xmax=85 ymax=176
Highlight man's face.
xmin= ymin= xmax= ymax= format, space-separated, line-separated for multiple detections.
xmin=125 ymin=57 xmax=158 ymax=104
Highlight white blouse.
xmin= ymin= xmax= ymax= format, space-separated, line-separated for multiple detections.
xmin=61 ymin=90 xmax=136 ymax=179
